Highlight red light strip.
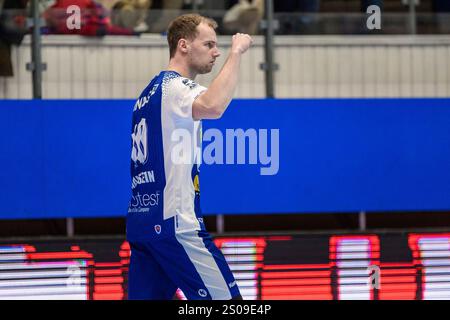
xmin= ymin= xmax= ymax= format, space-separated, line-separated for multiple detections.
xmin=120 ymin=242 xmax=130 ymax=251
xmin=221 ymin=247 xmax=266 ymax=254
xmin=261 ymin=293 xmax=333 ymax=300
xmin=27 ymin=252 xmax=93 ymax=260
xmin=379 ymin=283 xmax=417 ymax=291
xmin=94 ymin=262 xmax=122 ymax=267
xmin=264 ymin=263 xmax=330 ymax=270
xmin=214 ymin=238 xmax=267 ymax=249
xmin=95 ymin=277 xmax=124 ymax=284
xmin=94 ymin=269 xmax=122 ymax=276
xmin=266 ymin=236 xmax=293 ymax=241
xmin=378 ymin=292 xmax=416 ymax=300
xmin=261 ymin=278 xmax=331 ymax=286
xmin=262 ymin=285 xmax=332 ymax=295
xmin=94 ymin=284 xmax=123 ymax=292
xmin=261 ymin=270 xmax=331 ymax=279
xmin=93 ymin=293 xmax=124 ymax=300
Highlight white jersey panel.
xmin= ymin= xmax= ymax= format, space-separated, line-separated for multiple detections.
xmin=161 ymin=74 xmax=206 ymax=233
xmin=175 ymin=231 xmax=233 ymax=300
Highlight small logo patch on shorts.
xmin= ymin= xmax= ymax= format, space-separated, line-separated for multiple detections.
xmin=154 ymin=225 xmax=161 ymax=234
xmin=198 ymin=289 xmax=207 ymax=297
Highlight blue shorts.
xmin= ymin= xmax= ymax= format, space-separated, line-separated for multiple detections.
xmin=127 ymin=230 xmax=241 ymax=300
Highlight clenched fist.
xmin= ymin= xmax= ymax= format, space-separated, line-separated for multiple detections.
xmin=231 ymin=33 xmax=253 ymax=55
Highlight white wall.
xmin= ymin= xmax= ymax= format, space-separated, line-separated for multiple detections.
xmin=1 ymin=34 xmax=450 ymax=99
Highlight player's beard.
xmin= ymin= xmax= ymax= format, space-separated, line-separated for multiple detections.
xmin=195 ymin=63 xmax=213 ymax=75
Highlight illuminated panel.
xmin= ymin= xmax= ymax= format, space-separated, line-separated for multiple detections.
xmin=119 ymin=241 xmax=130 ymax=300
xmin=119 ymin=238 xmax=265 ymax=300
xmin=261 ymin=264 xmax=332 ymax=300
xmin=5 ymin=232 xmax=450 ymax=300
xmin=378 ymin=263 xmax=416 ymax=300
xmin=330 ymin=235 xmax=380 ymax=300
xmin=214 ymin=238 xmax=266 ymax=300
xmin=409 ymin=233 xmax=450 ymax=300
xmin=93 ymin=262 xmax=124 ymax=300
xmin=0 ymin=245 xmax=91 ymax=300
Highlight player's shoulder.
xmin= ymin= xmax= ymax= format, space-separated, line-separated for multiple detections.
xmin=179 ymin=77 xmax=200 ymax=90
xmin=161 ymin=70 xmax=181 ymax=83
xmin=162 ymin=72 xmax=201 ymax=90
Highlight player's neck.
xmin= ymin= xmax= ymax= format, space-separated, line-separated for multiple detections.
xmin=167 ymin=59 xmax=197 ymax=80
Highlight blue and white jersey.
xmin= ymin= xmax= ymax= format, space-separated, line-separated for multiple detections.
xmin=127 ymin=71 xmax=207 ymax=241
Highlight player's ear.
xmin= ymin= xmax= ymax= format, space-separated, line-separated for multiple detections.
xmin=178 ymin=39 xmax=189 ymax=54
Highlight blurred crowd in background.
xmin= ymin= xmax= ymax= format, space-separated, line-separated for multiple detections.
xmin=1 ymin=0 xmax=450 ymax=76
xmin=1 ymin=0 xmax=450 ymax=36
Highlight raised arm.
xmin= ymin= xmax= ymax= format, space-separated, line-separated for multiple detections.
xmin=192 ymin=33 xmax=253 ymax=120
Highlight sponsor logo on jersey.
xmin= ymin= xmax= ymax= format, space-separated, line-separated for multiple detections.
xmin=182 ymin=78 xmax=198 ymax=90
xmin=154 ymin=225 xmax=161 ymax=234
xmin=128 ymin=191 xmax=160 ymax=213
xmin=198 ymin=289 xmax=208 ymax=297
xmin=133 ymin=84 xmax=159 ymax=111
xmin=131 ymin=118 xmax=148 ymax=166
xmin=128 ymin=207 xmax=150 ymax=213
xmin=131 ymin=170 xmax=155 ymax=189
xmin=193 ymin=174 xmax=200 ymax=194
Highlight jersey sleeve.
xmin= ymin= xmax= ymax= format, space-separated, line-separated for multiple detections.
xmin=166 ymin=77 xmax=207 ymax=120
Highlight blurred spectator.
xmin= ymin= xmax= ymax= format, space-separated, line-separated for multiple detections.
xmin=297 ymin=0 xmax=320 ymax=34
xmin=274 ymin=0 xmax=321 ymax=34
xmin=361 ymin=0 xmax=383 ymax=12
xmin=0 ymin=0 xmax=29 ymax=77
xmin=433 ymin=0 xmax=450 ymax=11
xmin=145 ymin=0 xmax=183 ymax=34
xmin=44 ymin=0 xmax=137 ymax=36
xmin=141 ymin=0 xmax=227 ymax=34
xmin=432 ymin=0 xmax=450 ymax=33
xmin=111 ymin=0 xmax=151 ymax=32
xmin=274 ymin=0 xmax=320 ymax=13
xmin=223 ymin=0 xmax=264 ymax=35
xmin=96 ymin=0 xmax=118 ymax=10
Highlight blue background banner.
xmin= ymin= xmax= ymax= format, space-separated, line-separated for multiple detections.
xmin=1 ymin=99 xmax=449 ymax=219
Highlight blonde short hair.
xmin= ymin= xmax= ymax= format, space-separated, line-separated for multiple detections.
xmin=167 ymin=14 xmax=218 ymax=58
